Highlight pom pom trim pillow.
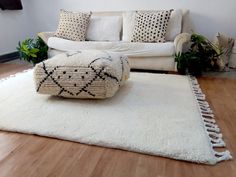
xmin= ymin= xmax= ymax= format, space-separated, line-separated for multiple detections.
xmin=131 ymin=10 xmax=173 ymax=43
xmin=54 ymin=10 xmax=91 ymax=41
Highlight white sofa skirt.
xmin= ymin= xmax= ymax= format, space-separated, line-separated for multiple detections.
xmin=129 ymin=57 xmax=175 ymax=71
xmin=48 ymin=49 xmax=176 ymax=71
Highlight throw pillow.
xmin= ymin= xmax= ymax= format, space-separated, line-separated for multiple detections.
xmin=214 ymin=33 xmax=235 ymax=71
xmin=131 ymin=10 xmax=172 ymax=43
xmin=122 ymin=9 xmax=180 ymax=42
xmin=122 ymin=11 xmax=136 ymax=42
xmin=54 ymin=10 xmax=91 ymax=41
xmin=165 ymin=9 xmax=183 ymax=41
xmin=86 ymin=16 xmax=122 ymax=41
xmin=229 ymin=40 xmax=236 ymax=68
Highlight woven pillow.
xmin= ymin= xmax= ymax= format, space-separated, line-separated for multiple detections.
xmin=131 ymin=10 xmax=172 ymax=43
xmin=214 ymin=33 xmax=235 ymax=71
xmin=229 ymin=40 xmax=236 ymax=68
xmin=34 ymin=50 xmax=130 ymax=99
xmin=54 ymin=10 xmax=91 ymax=41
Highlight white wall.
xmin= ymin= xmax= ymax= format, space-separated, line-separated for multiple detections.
xmin=0 ymin=0 xmax=34 ymax=55
xmin=1 ymin=0 xmax=236 ymax=55
xmin=28 ymin=0 xmax=236 ymax=40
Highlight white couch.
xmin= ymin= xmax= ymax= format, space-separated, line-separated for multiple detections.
xmin=38 ymin=10 xmax=192 ymax=71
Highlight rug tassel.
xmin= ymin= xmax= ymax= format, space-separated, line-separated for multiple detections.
xmin=204 ymin=122 xmax=218 ymax=129
xmin=202 ymin=113 xmax=215 ymax=118
xmin=215 ymin=151 xmax=232 ymax=162
xmin=208 ymin=132 xmax=222 ymax=139
xmin=200 ymin=106 xmax=211 ymax=111
xmin=198 ymin=101 xmax=210 ymax=107
xmin=201 ymin=110 xmax=213 ymax=114
xmin=211 ymin=139 xmax=226 ymax=148
xmin=189 ymin=76 xmax=232 ymax=163
xmin=203 ymin=118 xmax=216 ymax=124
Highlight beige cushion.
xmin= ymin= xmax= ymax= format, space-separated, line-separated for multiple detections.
xmin=86 ymin=16 xmax=122 ymax=41
xmin=54 ymin=10 xmax=91 ymax=41
xmin=34 ymin=50 xmax=130 ymax=99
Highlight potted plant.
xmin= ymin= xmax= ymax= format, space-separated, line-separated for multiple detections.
xmin=17 ymin=37 xmax=48 ymax=65
xmin=175 ymin=33 xmax=221 ymax=76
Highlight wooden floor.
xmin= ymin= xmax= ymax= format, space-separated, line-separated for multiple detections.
xmin=0 ymin=63 xmax=235 ymax=177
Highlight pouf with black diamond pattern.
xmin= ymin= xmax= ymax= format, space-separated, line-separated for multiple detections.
xmin=34 ymin=50 xmax=130 ymax=99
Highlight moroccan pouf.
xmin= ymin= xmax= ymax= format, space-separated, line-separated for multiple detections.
xmin=34 ymin=50 xmax=130 ymax=99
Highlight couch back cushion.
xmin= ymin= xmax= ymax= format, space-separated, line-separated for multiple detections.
xmin=86 ymin=16 xmax=122 ymax=41
xmin=123 ymin=9 xmax=183 ymax=42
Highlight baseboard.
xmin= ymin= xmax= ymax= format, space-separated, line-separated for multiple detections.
xmin=0 ymin=51 xmax=19 ymax=63
xmin=131 ymin=68 xmax=169 ymax=74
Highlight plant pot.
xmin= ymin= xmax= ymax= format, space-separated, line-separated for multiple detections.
xmin=177 ymin=67 xmax=187 ymax=75
xmin=187 ymin=59 xmax=202 ymax=76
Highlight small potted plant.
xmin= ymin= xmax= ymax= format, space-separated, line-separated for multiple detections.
xmin=17 ymin=37 xmax=48 ymax=65
xmin=175 ymin=33 xmax=221 ymax=76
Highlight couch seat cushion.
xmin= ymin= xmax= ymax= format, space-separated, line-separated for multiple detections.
xmin=48 ymin=37 xmax=175 ymax=57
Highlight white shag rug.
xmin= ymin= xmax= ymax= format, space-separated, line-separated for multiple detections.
xmin=0 ymin=70 xmax=232 ymax=165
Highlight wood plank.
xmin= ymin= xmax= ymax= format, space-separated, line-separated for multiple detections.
xmin=0 ymin=63 xmax=235 ymax=177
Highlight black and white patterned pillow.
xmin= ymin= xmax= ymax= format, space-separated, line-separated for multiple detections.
xmin=54 ymin=10 xmax=91 ymax=41
xmin=131 ymin=10 xmax=172 ymax=43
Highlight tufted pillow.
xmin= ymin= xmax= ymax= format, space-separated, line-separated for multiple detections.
xmin=54 ymin=10 xmax=91 ymax=41
xmin=131 ymin=10 xmax=172 ymax=43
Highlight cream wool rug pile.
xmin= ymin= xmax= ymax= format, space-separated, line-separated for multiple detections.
xmin=0 ymin=70 xmax=232 ymax=165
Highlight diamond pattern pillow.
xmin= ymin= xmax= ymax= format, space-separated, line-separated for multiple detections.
xmin=131 ymin=10 xmax=172 ymax=43
xmin=54 ymin=10 xmax=91 ymax=41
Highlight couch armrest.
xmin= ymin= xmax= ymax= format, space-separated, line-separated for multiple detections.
xmin=38 ymin=32 xmax=55 ymax=44
xmin=174 ymin=33 xmax=191 ymax=54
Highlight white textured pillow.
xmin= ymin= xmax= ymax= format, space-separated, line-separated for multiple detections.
xmin=122 ymin=10 xmax=183 ymax=42
xmin=165 ymin=9 xmax=182 ymax=41
xmin=86 ymin=16 xmax=122 ymax=41
xmin=122 ymin=11 xmax=136 ymax=42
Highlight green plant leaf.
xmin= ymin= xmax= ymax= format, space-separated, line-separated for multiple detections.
xmin=30 ymin=48 xmax=40 ymax=53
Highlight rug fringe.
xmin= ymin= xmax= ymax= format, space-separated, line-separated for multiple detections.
xmin=0 ymin=69 xmax=32 ymax=83
xmin=189 ymin=76 xmax=232 ymax=163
